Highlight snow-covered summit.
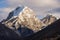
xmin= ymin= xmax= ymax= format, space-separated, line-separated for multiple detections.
xmin=6 ymin=6 xmax=31 ymax=20
xmin=41 ymin=14 xmax=57 ymax=26
xmin=48 ymin=13 xmax=60 ymax=19
xmin=2 ymin=6 xmax=43 ymax=32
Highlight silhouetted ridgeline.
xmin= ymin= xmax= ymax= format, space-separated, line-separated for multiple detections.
xmin=0 ymin=22 xmax=34 ymax=40
xmin=0 ymin=23 xmax=21 ymax=40
xmin=0 ymin=19 xmax=60 ymax=40
xmin=23 ymin=19 xmax=60 ymax=40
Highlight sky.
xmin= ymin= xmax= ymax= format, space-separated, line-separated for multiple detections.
xmin=0 ymin=0 xmax=60 ymax=21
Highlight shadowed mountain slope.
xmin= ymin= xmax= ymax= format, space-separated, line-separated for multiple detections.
xmin=23 ymin=19 xmax=60 ymax=40
xmin=0 ymin=22 xmax=21 ymax=40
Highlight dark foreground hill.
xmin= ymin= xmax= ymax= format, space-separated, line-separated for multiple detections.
xmin=0 ymin=19 xmax=60 ymax=40
xmin=0 ymin=22 xmax=21 ymax=40
xmin=23 ymin=19 xmax=60 ymax=40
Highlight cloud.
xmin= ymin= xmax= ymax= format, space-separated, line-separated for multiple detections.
xmin=2 ymin=0 xmax=60 ymax=12
xmin=49 ymin=13 xmax=60 ymax=19
xmin=46 ymin=8 xmax=60 ymax=19
xmin=48 ymin=8 xmax=60 ymax=13
xmin=6 ymin=0 xmax=60 ymax=8
xmin=0 ymin=0 xmax=60 ymax=21
xmin=0 ymin=8 xmax=12 ymax=13
xmin=6 ymin=0 xmax=24 ymax=7
xmin=0 ymin=8 xmax=13 ymax=21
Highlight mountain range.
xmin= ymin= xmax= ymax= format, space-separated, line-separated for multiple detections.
xmin=1 ymin=6 xmax=58 ymax=37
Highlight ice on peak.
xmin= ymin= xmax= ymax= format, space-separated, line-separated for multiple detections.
xmin=18 ymin=6 xmax=33 ymax=16
xmin=6 ymin=6 xmax=33 ymax=20
xmin=48 ymin=14 xmax=60 ymax=19
xmin=11 ymin=6 xmax=33 ymax=17
xmin=13 ymin=6 xmax=24 ymax=16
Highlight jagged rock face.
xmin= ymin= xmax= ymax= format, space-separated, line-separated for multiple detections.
xmin=2 ymin=6 xmax=43 ymax=32
xmin=41 ymin=15 xmax=57 ymax=26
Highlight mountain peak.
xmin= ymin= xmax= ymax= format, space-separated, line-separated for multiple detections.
xmin=5 ymin=6 xmax=33 ymax=20
xmin=48 ymin=14 xmax=60 ymax=19
xmin=2 ymin=6 xmax=43 ymax=33
xmin=41 ymin=14 xmax=57 ymax=26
